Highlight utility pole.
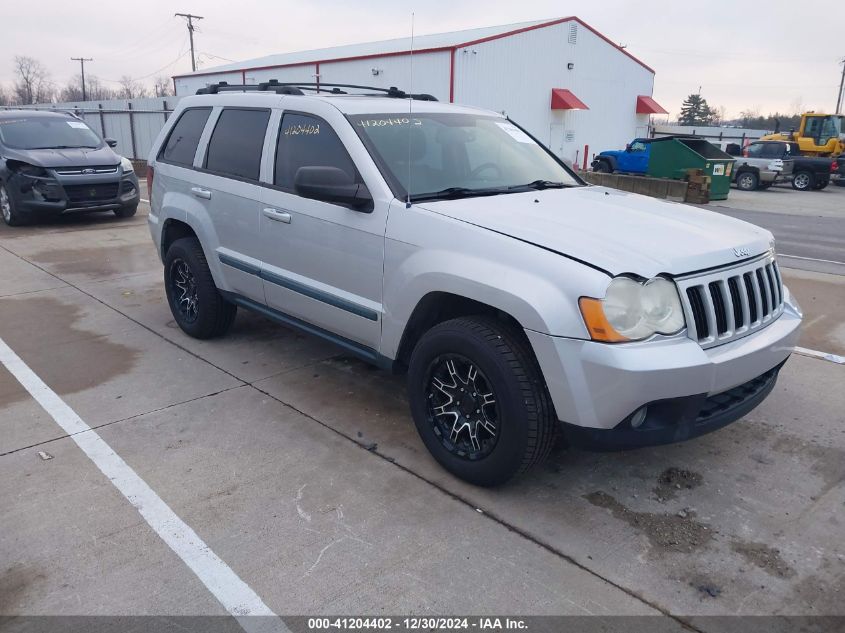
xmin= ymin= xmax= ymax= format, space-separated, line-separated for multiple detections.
xmin=175 ymin=13 xmax=204 ymax=72
xmin=71 ymin=57 xmax=93 ymax=101
xmin=836 ymin=57 xmax=845 ymax=115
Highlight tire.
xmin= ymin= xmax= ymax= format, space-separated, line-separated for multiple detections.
xmin=164 ymin=237 xmax=237 ymax=339
xmin=791 ymin=171 xmax=814 ymax=191
xmin=813 ymin=177 xmax=829 ymax=191
xmin=593 ymin=160 xmax=613 ymax=174
xmin=407 ymin=315 xmax=556 ymax=486
xmin=735 ymin=171 xmax=759 ymax=191
xmin=0 ymin=184 xmax=27 ymax=226
xmin=114 ymin=203 xmax=138 ymax=218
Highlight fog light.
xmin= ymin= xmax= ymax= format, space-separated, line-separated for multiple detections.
xmin=630 ymin=406 xmax=648 ymax=429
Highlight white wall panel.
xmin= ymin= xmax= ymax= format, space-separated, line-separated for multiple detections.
xmin=320 ymin=52 xmax=451 ymax=102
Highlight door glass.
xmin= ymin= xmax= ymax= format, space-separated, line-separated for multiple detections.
xmin=205 ymin=108 xmax=270 ymax=181
xmin=630 ymin=141 xmax=647 ymax=152
xmin=760 ymin=143 xmax=783 ymax=158
xmin=160 ymin=108 xmax=212 ymax=167
xmin=745 ymin=143 xmax=764 ymax=157
xmin=274 ymin=113 xmax=358 ymax=190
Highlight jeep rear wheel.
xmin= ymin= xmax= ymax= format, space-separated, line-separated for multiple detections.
xmin=593 ymin=160 xmax=613 ymax=174
xmin=164 ymin=237 xmax=237 ymax=339
xmin=407 ymin=316 xmax=556 ymax=486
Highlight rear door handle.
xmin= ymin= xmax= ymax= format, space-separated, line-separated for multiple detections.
xmin=191 ymin=187 xmax=212 ymax=200
xmin=263 ymin=207 xmax=292 ymax=223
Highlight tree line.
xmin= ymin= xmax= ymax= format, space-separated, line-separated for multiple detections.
xmin=676 ymin=92 xmax=805 ymax=131
xmin=0 ymin=55 xmax=174 ymax=106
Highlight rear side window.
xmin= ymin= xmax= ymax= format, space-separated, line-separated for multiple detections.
xmin=204 ymin=108 xmax=270 ymax=181
xmin=160 ymin=108 xmax=211 ymax=166
xmin=274 ymin=113 xmax=358 ymax=190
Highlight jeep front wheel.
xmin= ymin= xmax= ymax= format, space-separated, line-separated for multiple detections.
xmin=407 ymin=316 xmax=556 ymax=486
xmin=164 ymin=237 xmax=237 ymax=339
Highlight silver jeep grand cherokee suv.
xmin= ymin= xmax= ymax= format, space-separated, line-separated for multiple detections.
xmin=147 ymin=82 xmax=801 ymax=486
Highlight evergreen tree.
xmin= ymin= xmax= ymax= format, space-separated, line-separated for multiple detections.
xmin=678 ymin=93 xmax=714 ymax=126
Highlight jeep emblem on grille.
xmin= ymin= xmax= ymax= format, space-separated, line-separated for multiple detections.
xmin=81 ymin=168 xmax=95 ymax=174
xmin=733 ymin=247 xmax=750 ymax=258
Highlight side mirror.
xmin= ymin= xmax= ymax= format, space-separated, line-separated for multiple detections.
xmin=105 ymin=138 xmax=118 ymax=148
xmin=294 ymin=166 xmax=372 ymax=211
xmin=625 ymin=144 xmax=632 ymax=152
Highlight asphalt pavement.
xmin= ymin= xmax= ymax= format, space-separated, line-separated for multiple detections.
xmin=1 ymin=183 xmax=843 ymax=629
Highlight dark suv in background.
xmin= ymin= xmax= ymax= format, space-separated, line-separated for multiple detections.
xmin=0 ymin=110 xmax=140 ymax=226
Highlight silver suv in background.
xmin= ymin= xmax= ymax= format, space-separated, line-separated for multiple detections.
xmin=146 ymin=82 xmax=801 ymax=486
xmin=0 ymin=110 xmax=140 ymax=226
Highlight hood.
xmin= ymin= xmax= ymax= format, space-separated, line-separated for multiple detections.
xmin=418 ymin=186 xmax=773 ymax=278
xmin=4 ymin=145 xmax=120 ymax=169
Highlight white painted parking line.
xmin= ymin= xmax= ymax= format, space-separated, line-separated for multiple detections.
xmin=0 ymin=336 xmax=288 ymax=633
xmin=794 ymin=346 xmax=845 ymax=365
xmin=780 ymin=253 xmax=845 ymax=267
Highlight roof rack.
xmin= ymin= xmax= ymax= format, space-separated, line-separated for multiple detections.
xmin=195 ymin=80 xmax=438 ymax=101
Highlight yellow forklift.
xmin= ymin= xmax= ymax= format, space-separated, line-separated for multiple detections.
xmin=761 ymin=112 xmax=844 ymax=156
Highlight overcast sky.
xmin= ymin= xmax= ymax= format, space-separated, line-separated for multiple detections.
xmin=3 ymin=0 xmax=844 ymax=118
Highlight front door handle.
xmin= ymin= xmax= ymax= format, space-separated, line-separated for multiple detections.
xmin=191 ymin=187 xmax=212 ymax=200
xmin=263 ymin=208 xmax=292 ymax=223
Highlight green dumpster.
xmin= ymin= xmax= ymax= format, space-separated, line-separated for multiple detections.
xmin=647 ymin=136 xmax=735 ymax=200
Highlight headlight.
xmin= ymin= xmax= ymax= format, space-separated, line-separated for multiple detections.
xmin=120 ymin=157 xmax=134 ymax=174
xmin=8 ymin=161 xmax=48 ymax=178
xmin=579 ymin=276 xmax=685 ymax=342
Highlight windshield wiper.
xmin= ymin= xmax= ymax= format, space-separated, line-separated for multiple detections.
xmin=28 ymin=145 xmax=98 ymax=150
xmin=409 ymin=186 xmax=509 ymax=202
xmin=508 ymin=180 xmax=569 ymax=191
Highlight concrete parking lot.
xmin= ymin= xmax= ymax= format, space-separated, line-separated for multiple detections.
xmin=1 ymin=183 xmax=843 ymax=628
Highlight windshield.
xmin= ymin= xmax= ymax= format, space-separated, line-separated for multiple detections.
xmin=348 ymin=112 xmax=580 ymax=201
xmin=0 ymin=116 xmax=103 ymax=150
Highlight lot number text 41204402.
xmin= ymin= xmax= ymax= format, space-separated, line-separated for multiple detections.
xmin=307 ymin=617 xmax=528 ymax=630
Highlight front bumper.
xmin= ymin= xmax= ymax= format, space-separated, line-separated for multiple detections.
xmin=9 ymin=173 xmax=140 ymax=216
xmin=526 ymin=289 xmax=801 ymax=447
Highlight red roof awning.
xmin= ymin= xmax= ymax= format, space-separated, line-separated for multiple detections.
xmin=636 ymin=95 xmax=668 ymax=114
xmin=550 ymin=88 xmax=589 ymax=110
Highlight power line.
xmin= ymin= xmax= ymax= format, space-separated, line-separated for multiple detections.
xmin=175 ymin=13 xmax=204 ymax=72
xmin=70 ymin=57 xmax=93 ymax=101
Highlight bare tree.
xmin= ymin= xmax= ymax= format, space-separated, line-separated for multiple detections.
xmin=59 ymin=74 xmax=117 ymax=102
xmin=13 ymin=56 xmax=54 ymax=104
xmin=118 ymin=75 xmax=149 ymax=99
xmin=710 ymin=105 xmax=728 ymax=126
xmin=153 ymin=75 xmax=174 ymax=97
xmin=0 ymin=83 xmax=12 ymax=106
xmin=59 ymin=75 xmax=85 ymax=102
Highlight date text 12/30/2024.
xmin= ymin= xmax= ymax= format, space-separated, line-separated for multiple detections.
xmin=307 ymin=617 xmax=528 ymax=630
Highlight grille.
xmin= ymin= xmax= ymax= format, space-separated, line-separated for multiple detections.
xmin=63 ymin=182 xmax=120 ymax=204
xmin=697 ymin=364 xmax=780 ymax=422
xmin=677 ymin=253 xmax=784 ymax=348
xmin=54 ymin=165 xmax=119 ymax=176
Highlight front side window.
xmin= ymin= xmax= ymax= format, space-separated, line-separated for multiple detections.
xmin=274 ymin=113 xmax=358 ymax=190
xmin=0 ymin=116 xmax=102 ymax=150
xmin=205 ymin=108 xmax=270 ymax=181
xmin=160 ymin=108 xmax=212 ymax=167
xmin=630 ymin=141 xmax=647 ymax=152
xmin=348 ymin=112 xmax=580 ymax=201
xmin=760 ymin=143 xmax=783 ymax=158
xmin=745 ymin=143 xmax=764 ymax=157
